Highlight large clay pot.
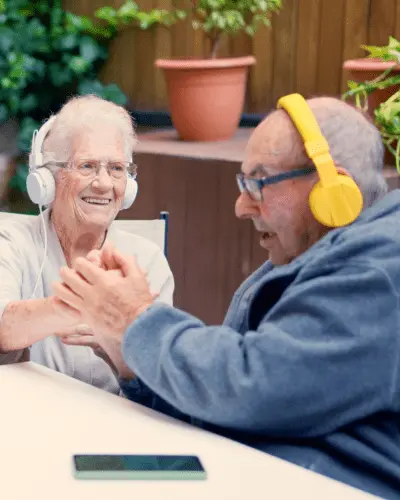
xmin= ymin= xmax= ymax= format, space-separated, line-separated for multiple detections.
xmin=343 ymin=58 xmax=400 ymax=115
xmin=343 ymin=58 xmax=400 ymax=165
xmin=155 ymin=56 xmax=256 ymax=142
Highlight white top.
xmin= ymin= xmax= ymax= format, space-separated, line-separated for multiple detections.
xmin=0 ymin=362 xmax=377 ymax=500
xmin=0 ymin=210 xmax=174 ymax=394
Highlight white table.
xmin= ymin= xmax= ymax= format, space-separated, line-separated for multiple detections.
xmin=1 ymin=362 xmax=377 ymax=500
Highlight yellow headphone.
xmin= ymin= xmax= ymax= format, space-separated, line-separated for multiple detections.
xmin=276 ymin=93 xmax=363 ymax=228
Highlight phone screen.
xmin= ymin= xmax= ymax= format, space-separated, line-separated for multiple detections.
xmin=73 ymin=454 xmax=206 ymax=480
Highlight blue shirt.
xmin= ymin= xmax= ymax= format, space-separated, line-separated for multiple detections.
xmin=121 ymin=189 xmax=400 ymax=499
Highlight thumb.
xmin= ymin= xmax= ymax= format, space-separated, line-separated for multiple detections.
xmin=111 ymin=248 xmax=137 ymax=277
xmin=87 ymin=249 xmax=101 ymax=266
xmin=101 ymin=242 xmax=116 ymax=270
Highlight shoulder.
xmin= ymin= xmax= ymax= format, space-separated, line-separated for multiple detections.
xmin=0 ymin=214 xmax=38 ymax=247
xmin=0 ymin=215 xmax=41 ymax=278
xmin=295 ymin=204 xmax=400 ymax=288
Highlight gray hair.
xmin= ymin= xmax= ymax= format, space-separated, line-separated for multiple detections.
xmin=41 ymin=94 xmax=138 ymax=162
xmin=308 ymin=97 xmax=388 ymax=209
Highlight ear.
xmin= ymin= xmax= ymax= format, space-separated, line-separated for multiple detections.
xmin=336 ymin=165 xmax=352 ymax=178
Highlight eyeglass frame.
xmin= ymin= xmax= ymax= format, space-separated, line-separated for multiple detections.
xmin=236 ymin=165 xmax=316 ymax=201
xmin=42 ymin=159 xmax=138 ymax=180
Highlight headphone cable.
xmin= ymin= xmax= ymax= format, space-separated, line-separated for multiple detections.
xmin=30 ymin=205 xmax=48 ymax=299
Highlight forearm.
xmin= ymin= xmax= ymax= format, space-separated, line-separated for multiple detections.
xmin=0 ymin=297 xmax=73 ymax=351
xmin=98 ymin=336 xmax=136 ymax=381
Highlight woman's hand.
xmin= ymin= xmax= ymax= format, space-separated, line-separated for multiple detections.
xmin=57 ymin=324 xmax=135 ymax=380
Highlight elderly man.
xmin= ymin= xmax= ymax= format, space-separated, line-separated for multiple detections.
xmin=54 ymin=94 xmax=399 ymax=499
xmin=0 ymin=95 xmax=174 ymax=395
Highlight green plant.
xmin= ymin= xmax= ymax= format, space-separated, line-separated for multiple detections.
xmin=342 ymin=36 xmax=400 ymax=172
xmin=190 ymin=0 xmax=282 ymax=58
xmin=0 ymin=0 xmax=175 ymax=201
xmin=99 ymin=0 xmax=282 ymax=59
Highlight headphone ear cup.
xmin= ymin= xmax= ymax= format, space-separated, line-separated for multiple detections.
xmin=309 ymin=174 xmax=363 ymax=228
xmin=121 ymin=176 xmax=138 ymax=210
xmin=26 ymin=168 xmax=56 ymax=205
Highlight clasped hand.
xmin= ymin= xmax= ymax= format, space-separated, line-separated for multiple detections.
xmin=52 ymin=243 xmax=155 ymax=379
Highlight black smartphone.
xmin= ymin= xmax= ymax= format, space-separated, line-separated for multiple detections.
xmin=73 ymin=454 xmax=207 ymax=480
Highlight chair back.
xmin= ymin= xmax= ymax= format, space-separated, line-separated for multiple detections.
xmin=0 ymin=211 xmax=169 ymax=256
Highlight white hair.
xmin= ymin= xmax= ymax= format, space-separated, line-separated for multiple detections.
xmin=308 ymin=97 xmax=388 ymax=209
xmin=41 ymin=94 xmax=138 ymax=162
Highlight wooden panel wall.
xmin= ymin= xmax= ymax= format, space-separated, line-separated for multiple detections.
xmin=63 ymin=0 xmax=400 ymax=113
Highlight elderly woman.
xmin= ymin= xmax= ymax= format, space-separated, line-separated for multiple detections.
xmin=0 ymin=95 xmax=174 ymax=394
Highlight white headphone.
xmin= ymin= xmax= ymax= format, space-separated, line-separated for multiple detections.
xmin=27 ymin=116 xmax=138 ymax=209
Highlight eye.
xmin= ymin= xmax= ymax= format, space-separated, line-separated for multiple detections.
xmin=247 ymin=178 xmax=260 ymax=192
xmin=78 ymin=161 xmax=96 ymax=171
xmin=109 ymin=163 xmax=124 ymax=172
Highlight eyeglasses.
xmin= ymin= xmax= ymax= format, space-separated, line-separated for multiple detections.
xmin=47 ymin=160 xmax=137 ymax=180
xmin=236 ymin=166 xmax=316 ymax=201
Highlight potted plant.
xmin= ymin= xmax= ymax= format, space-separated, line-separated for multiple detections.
xmin=343 ymin=36 xmax=400 ymax=171
xmin=343 ymin=36 xmax=400 ymax=117
xmin=155 ymin=0 xmax=282 ymax=141
xmin=97 ymin=0 xmax=282 ymax=141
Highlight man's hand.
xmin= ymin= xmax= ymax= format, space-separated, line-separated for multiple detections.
xmin=87 ymin=242 xmax=122 ymax=274
xmin=52 ymin=248 xmax=154 ymax=340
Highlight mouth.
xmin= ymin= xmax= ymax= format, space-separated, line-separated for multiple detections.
xmin=261 ymin=231 xmax=273 ymax=239
xmin=81 ymin=197 xmax=112 ymax=206
xmin=260 ymin=231 xmax=276 ymax=247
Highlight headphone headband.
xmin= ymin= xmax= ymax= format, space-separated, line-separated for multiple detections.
xmin=29 ymin=116 xmax=57 ymax=170
xmin=277 ymin=94 xmax=338 ymax=187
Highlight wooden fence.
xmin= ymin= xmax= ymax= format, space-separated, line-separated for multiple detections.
xmin=63 ymin=0 xmax=400 ymax=113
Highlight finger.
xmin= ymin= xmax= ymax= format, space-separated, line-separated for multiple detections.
xmin=59 ymin=266 xmax=92 ymax=297
xmin=56 ymin=332 xmax=93 ymax=339
xmin=111 ymin=249 xmax=140 ymax=278
xmin=75 ymin=323 xmax=94 ymax=335
xmin=86 ymin=249 xmax=101 ymax=266
xmin=57 ymin=330 xmax=93 ymax=339
xmin=73 ymin=257 xmax=105 ymax=285
xmin=102 ymin=242 xmax=117 ymax=270
xmin=52 ymin=282 xmax=84 ymax=310
xmin=54 ymin=326 xmax=80 ymax=337
xmin=60 ymin=335 xmax=97 ymax=348
xmin=54 ymin=324 xmax=93 ymax=337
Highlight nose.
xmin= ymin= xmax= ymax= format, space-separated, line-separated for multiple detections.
xmin=235 ymin=192 xmax=260 ymax=219
xmin=91 ymin=166 xmax=113 ymax=191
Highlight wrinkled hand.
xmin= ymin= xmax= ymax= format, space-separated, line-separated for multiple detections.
xmin=56 ymin=324 xmax=110 ymax=361
xmin=57 ymin=324 xmax=135 ymax=380
xmin=52 ymin=248 xmax=155 ymax=340
xmin=86 ymin=242 xmax=122 ymax=274
xmin=50 ymin=244 xmax=116 ymax=327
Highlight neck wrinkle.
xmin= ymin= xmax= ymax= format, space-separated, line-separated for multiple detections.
xmin=51 ymin=211 xmax=107 ymax=267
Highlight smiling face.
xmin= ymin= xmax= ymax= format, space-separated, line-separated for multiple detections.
xmin=51 ymin=125 xmax=127 ymax=231
xmin=235 ymin=111 xmax=329 ymax=266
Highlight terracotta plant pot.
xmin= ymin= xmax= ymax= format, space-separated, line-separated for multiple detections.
xmin=343 ymin=58 xmax=400 ymax=115
xmin=155 ymin=56 xmax=256 ymax=142
xmin=343 ymin=58 xmax=400 ymax=165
